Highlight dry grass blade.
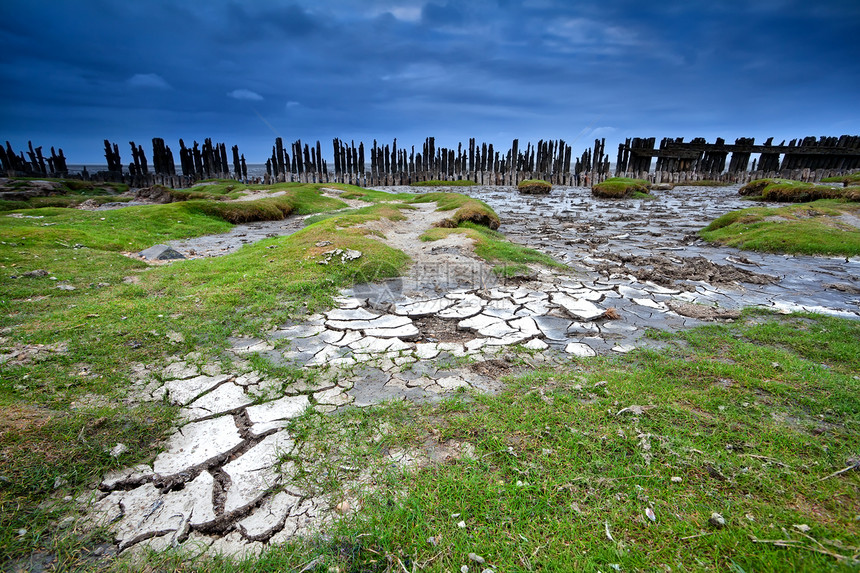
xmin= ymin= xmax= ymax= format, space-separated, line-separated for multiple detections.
xmin=814 ymin=461 xmax=860 ymax=483
xmin=750 ymin=533 xmax=859 ymax=564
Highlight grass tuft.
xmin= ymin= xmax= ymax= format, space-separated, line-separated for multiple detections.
xmin=738 ymin=178 xmax=859 ymax=203
xmin=821 ymin=173 xmax=860 ymax=186
xmin=517 ymin=179 xmax=552 ymax=194
xmin=592 ymin=177 xmax=652 ymax=199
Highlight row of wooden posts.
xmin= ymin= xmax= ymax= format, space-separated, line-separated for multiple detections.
xmin=2 ymin=135 xmax=858 ymax=188
xmin=263 ymin=136 xmax=610 ymax=187
xmin=615 ymin=135 xmax=860 ymax=177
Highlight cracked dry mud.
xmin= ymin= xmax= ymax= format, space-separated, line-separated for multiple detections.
xmin=83 ymin=184 xmax=860 ymax=561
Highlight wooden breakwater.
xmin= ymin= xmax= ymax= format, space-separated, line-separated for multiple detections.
xmin=0 ymin=135 xmax=610 ymax=188
xmin=0 ymin=137 xmax=249 ymax=189
xmin=615 ymin=136 xmax=860 ymax=184
xmin=2 ymin=134 xmax=858 ymax=188
xmin=264 ymin=136 xmax=606 ymax=187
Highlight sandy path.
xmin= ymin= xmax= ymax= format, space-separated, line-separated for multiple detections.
xmin=358 ymin=201 xmax=496 ymax=297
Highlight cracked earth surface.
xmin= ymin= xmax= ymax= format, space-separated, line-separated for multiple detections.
xmin=84 ymin=184 xmax=860 ymax=560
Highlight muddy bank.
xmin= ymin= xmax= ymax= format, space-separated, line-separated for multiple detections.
xmin=372 ymin=184 xmax=860 ymax=318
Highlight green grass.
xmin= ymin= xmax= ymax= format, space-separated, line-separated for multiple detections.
xmin=632 ymin=190 xmax=656 ymax=200
xmin=822 ymin=173 xmax=860 ymax=186
xmin=700 ymin=200 xmax=860 ymax=256
xmin=739 ymin=178 xmax=860 ymax=203
xmin=139 ymin=311 xmax=860 ymax=572
xmin=517 ymin=179 xmax=552 ymax=194
xmin=0 ymin=183 xmax=409 ymax=565
xmin=410 ymin=180 xmax=477 ymax=187
xmin=592 ymin=177 xmax=652 ymax=199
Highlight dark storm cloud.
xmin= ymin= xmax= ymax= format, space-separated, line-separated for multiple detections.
xmin=1 ymin=0 xmax=858 ymax=162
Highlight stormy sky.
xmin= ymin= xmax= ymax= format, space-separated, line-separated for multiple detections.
xmin=1 ymin=0 xmax=858 ymax=163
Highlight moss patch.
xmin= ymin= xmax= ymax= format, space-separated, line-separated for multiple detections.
xmin=739 ymin=178 xmax=860 ymax=203
xmin=592 ymin=177 xmax=652 ymax=199
xmin=821 ymin=173 xmax=860 ymax=186
xmin=517 ymin=179 xmax=552 ymax=194
xmin=700 ymin=200 xmax=860 ymax=256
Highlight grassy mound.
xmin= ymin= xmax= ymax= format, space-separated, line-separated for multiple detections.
xmin=411 ymin=192 xmax=500 ymax=230
xmin=592 ymin=177 xmax=652 ymax=199
xmin=738 ymin=178 xmax=860 ymax=202
xmin=700 ymin=200 xmax=860 ymax=256
xmin=517 ymin=179 xmax=552 ymax=194
xmin=822 ymin=173 xmax=860 ymax=186
xmin=410 ymin=179 xmax=477 ymax=187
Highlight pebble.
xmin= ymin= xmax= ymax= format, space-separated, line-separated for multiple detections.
xmin=709 ymin=512 xmax=726 ymax=528
xmin=109 ymin=443 xmax=129 ymax=458
xmin=468 ymin=552 xmax=486 ymax=564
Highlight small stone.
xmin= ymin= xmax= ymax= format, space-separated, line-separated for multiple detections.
xmin=523 ymin=338 xmax=548 ymax=351
xmin=468 ymin=553 xmax=486 ymax=564
xmin=565 ymin=342 xmax=596 ymax=357
xmin=22 ymin=269 xmax=48 ymax=277
xmin=612 ymin=344 xmax=636 ymax=353
xmin=166 ymin=331 xmax=185 ymax=344
xmin=139 ymin=244 xmax=185 ymax=261
xmin=457 ymin=520 xmax=466 ymax=528
xmin=793 ymin=524 xmax=811 ymax=533
xmin=460 ymin=566 xmax=469 ymax=573
xmin=670 ymin=476 xmax=683 ymax=483
xmin=709 ymin=512 xmax=726 ymax=528
xmin=109 ymin=443 xmax=129 ymax=458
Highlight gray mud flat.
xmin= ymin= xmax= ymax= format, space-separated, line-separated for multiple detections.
xmin=166 ymin=217 xmax=307 ymax=258
xmin=375 ymin=184 xmax=860 ymax=317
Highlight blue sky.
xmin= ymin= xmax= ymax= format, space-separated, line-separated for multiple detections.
xmin=1 ymin=0 xmax=858 ymax=163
